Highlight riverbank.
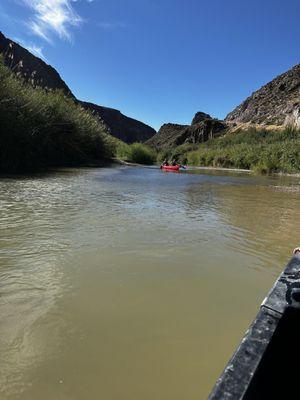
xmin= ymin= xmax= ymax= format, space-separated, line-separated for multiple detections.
xmin=0 ymin=55 xmax=116 ymax=173
xmin=117 ymin=160 xmax=251 ymax=173
xmin=112 ymin=158 xmax=155 ymax=168
xmin=154 ymin=126 xmax=300 ymax=175
xmin=2 ymin=43 xmax=299 ymax=176
xmin=185 ymin=165 xmax=300 ymax=177
xmin=113 ymin=159 xmax=300 ymax=177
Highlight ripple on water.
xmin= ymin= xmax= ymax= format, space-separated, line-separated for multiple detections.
xmin=0 ymin=167 xmax=300 ymax=399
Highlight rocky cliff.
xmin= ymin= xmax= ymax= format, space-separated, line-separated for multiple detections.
xmin=149 ymin=62 xmax=300 ymax=151
xmin=80 ymin=102 xmax=156 ymax=143
xmin=146 ymin=123 xmax=189 ymax=150
xmin=191 ymin=111 xmax=212 ymax=125
xmin=147 ymin=113 xmax=227 ymax=150
xmin=226 ymin=63 xmax=300 ymax=128
xmin=0 ymin=31 xmax=156 ymax=143
xmin=0 ymin=31 xmax=73 ymax=95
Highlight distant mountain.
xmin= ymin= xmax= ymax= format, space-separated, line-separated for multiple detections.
xmin=80 ymin=101 xmax=156 ymax=144
xmin=147 ymin=112 xmax=227 ymax=150
xmin=226 ymin=63 xmax=300 ymax=128
xmin=0 ymin=31 xmax=156 ymax=143
xmin=148 ymin=63 xmax=300 ymax=152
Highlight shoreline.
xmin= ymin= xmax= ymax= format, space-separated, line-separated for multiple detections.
xmin=113 ymin=158 xmax=300 ymax=177
xmin=113 ymin=158 xmax=250 ymax=172
xmin=112 ymin=158 xmax=155 ymax=168
xmin=2 ymin=158 xmax=300 ymax=178
xmin=187 ymin=165 xmax=251 ymax=173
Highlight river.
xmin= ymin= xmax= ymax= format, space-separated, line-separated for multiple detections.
xmin=1 ymin=165 xmax=300 ymax=400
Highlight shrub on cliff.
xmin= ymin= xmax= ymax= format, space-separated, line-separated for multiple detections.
xmin=0 ymin=56 xmax=116 ymax=172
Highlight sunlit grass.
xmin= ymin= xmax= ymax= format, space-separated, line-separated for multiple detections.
xmin=158 ymin=127 xmax=300 ymax=174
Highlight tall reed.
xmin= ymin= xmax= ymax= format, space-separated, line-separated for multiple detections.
xmin=0 ymin=55 xmax=116 ymax=172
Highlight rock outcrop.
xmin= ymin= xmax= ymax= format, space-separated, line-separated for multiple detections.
xmin=147 ymin=113 xmax=227 ymax=150
xmin=146 ymin=123 xmax=189 ymax=150
xmin=0 ymin=31 xmax=156 ymax=143
xmin=226 ymin=63 xmax=300 ymax=127
xmin=191 ymin=111 xmax=212 ymax=125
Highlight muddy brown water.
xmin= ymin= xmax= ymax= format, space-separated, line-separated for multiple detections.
xmin=1 ymin=166 xmax=300 ymax=400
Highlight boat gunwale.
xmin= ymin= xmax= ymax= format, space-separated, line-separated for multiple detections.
xmin=208 ymin=252 xmax=300 ymax=399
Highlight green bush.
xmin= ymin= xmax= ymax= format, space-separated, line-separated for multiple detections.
xmin=157 ymin=143 xmax=195 ymax=165
xmin=187 ymin=151 xmax=200 ymax=166
xmin=0 ymin=55 xmax=116 ymax=172
xmin=157 ymin=150 xmax=170 ymax=164
xmin=116 ymin=142 xmax=130 ymax=159
xmin=184 ymin=127 xmax=300 ymax=173
xmin=117 ymin=142 xmax=156 ymax=165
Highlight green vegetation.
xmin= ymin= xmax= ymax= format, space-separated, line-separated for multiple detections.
xmin=161 ymin=127 xmax=300 ymax=174
xmin=0 ymin=55 xmax=117 ymax=172
xmin=117 ymin=142 xmax=156 ymax=165
xmin=157 ymin=143 xmax=194 ymax=165
xmin=2 ymin=52 xmax=299 ymax=175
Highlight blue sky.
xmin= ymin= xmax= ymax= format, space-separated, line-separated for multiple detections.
xmin=1 ymin=0 xmax=300 ymax=130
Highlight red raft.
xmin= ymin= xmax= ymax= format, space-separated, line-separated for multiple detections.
xmin=161 ymin=165 xmax=180 ymax=171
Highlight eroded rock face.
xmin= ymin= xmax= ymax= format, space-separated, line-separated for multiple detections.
xmin=0 ymin=31 xmax=73 ymax=95
xmin=80 ymin=102 xmax=156 ymax=143
xmin=285 ymin=109 xmax=300 ymax=129
xmin=226 ymin=63 xmax=300 ymax=127
xmin=184 ymin=119 xmax=227 ymax=143
xmin=0 ymin=31 xmax=156 ymax=143
xmin=191 ymin=111 xmax=212 ymax=125
xmin=147 ymin=113 xmax=227 ymax=150
xmin=146 ymin=123 xmax=189 ymax=150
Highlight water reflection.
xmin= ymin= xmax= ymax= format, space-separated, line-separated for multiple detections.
xmin=0 ymin=167 xmax=300 ymax=399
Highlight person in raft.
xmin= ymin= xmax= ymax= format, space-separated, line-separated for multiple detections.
xmin=171 ymin=159 xmax=178 ymax=166
xmin=160 ymin=159 xmax=169 ymax=168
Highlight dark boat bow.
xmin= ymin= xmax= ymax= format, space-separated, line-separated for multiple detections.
xmin=209 ymin=252 xmax=300 ymax=399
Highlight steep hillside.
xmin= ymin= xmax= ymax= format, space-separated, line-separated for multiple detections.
xmin=146 ymin=123 xmax=189 ymax=150
xmin=0 ymin=31 xmax=73 ymax=95
xmin=80 ymin=102 xmax=156 ymax=143
xmin=226 ymin=63 xmax=300 ymax=127
xmin=147 ymin=113 xmax=227 ymax=150
xmin=0 ymin=31 xmax=156 ymax=143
